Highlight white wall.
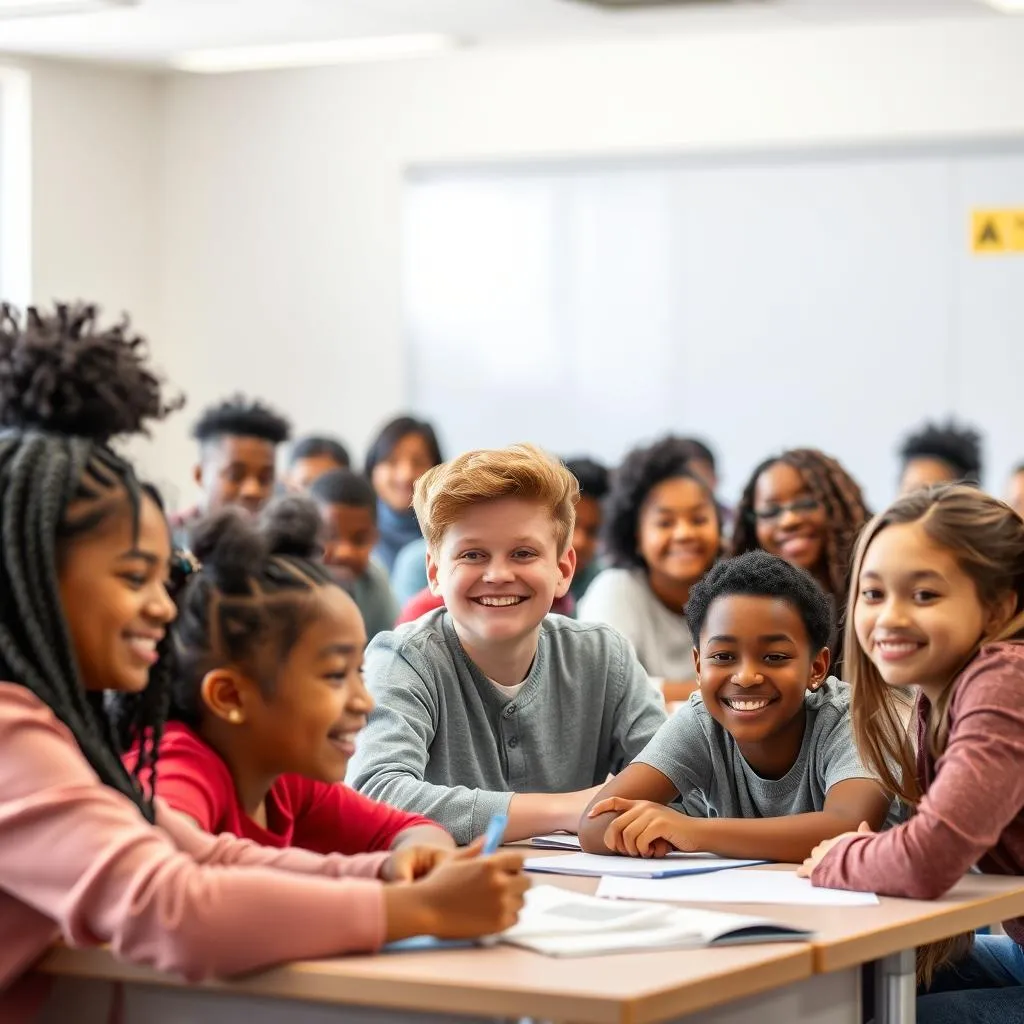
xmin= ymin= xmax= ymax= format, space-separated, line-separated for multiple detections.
xmin=155 ymin=15 xmax=1024 ymax=505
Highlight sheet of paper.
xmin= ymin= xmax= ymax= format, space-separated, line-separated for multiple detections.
xmin=596 ymin=869 xmax=879 ymax=906
xmin=530 ymin=833 xmax=582 ymax=850
xmin=524 ymin=851 xmax=764 ymax=878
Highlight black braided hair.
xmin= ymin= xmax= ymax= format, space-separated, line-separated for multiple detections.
xmin=0 ymin=301 xmax=183 ymax=822
xmin=732 ymin=448 xmax=871 ymax=604
xmin=146 ymin=495 xmax=333 ymax=731
xmin=603 ymin=435 xmax=722 ymax=570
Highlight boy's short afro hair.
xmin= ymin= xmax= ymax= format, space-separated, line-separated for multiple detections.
xmin=564 ymin=457 xmax=610 ymax=501
xmin=685 ymin=550 xmax=833 ymax=653
xmin=192 ymin=394 xmax=291 ymax=446
xmin=899 ymin=420 xmax=983 ymax=483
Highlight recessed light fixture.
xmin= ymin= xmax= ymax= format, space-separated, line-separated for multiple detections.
xmin=0 ymin=0 xmax=133 ymax=16
xmin=171 ymin=33 xmax=461 ymax=74
xmin=982 ymin=0 xmax=1024 ymax=11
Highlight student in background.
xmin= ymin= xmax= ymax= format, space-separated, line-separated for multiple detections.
xmin=120 ymin=498 xmax=451 ymax=857
xmin=310 ymin=470 xmax=399 ymax=640
xmin=171 ymin=394 xmax=291 ymax=547
xmin=348 ymin=444 xmax=667 ymax=845
xmin=897 ymin=419 xmax=983 ymax=496
xmin=679 ymin=437 xmax=734 ymax=531
xmin=578 ymin=437 xmax=721 ymax=702
xmin=799 ymin=486 xmax=1024 ymax=1020
xmin=563 ymin=456 xmax=610 ymax=606
xmin=580 ymin=552 xmax=889 ymax=861
xmin=285 ymin=435 xmax=351 ymax=493
xmin=365 ymin=415 xmax=442 ymax=574
xmin=732 ymin=448 xmax=870 ymax=662
xmin=0 ymin=303 xmax=526 ymax=1018
xmin=1006 ymin=463 xmax=1024 ymax=519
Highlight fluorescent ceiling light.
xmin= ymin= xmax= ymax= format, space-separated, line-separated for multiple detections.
xmin=0 ymin=0 xmax=133 ymax=15
xmin=982 ymin=0 xmax=1024 ymax=10
xmin=171 ymin=34 xmax=460 ymax=74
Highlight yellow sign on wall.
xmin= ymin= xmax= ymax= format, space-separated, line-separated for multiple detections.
xmin=972 ymin=209 xmax=1024 ymax=254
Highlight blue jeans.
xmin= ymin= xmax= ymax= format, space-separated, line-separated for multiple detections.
xmin=917 ymin=935 xmax=1024 ymax=1023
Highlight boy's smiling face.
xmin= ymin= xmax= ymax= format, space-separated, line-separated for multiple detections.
xmin=427 ymin=497 xmax=575 ymax=653
xmin=695 ymin=593 xmax=830 ymax=777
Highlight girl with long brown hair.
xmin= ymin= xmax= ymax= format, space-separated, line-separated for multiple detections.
xmin=798 ymin=485 xmax=1024 ymax=1020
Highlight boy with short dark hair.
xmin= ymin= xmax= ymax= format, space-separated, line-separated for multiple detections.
xmin=579 ymin=550 xmax=890 ymax=862
xmin=348 ymin=444 xmax=667 ymax=845
xmin=310 ymin=469 xmax=398 ymax=640
xmin=286 ymin=435 xmax=351 ymax=493
xmin=172 ymin=395 xmax=290 ymax=547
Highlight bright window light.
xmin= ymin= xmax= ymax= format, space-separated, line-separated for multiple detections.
xmin=171 ymin=34 xmax=460 ymax=74
xmin=0 ymin=0 xmax=133 ymax=15
xmin=982 ymin=0 xmax=1024 ymax=11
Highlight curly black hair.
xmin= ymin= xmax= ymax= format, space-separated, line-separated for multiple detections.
xmin=0 ymin=301 xmax=182 ymax=823
xmin=191 ymin=394 xmax=291 ymax=447
xmin=685 ymin=550 xmax=833 ymax=653
xmin=603 ymin=436 xmax=721 ymax=570
xmin=731 ymin=448 xmax=870 ymax=604
xmin=564 ymin=457 xmax=610 ymax=502
xmin=289 ymin=434 xmax=350 ymax=470
xmin=899 ymin=420 xmax=983 ymax=483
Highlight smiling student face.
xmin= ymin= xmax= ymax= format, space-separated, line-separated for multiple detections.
xmin=637 ymin=477 xmax=719 ymax=591
xmin=753 ymin=462 xmax=828 ymax=576
xmin=853 ymin=521 xmax=997 ymax=702
xmin=371 ymin=432 xmax=436 ymax=514
xmin=696 ymin=594 xmax=830 ymax=773
xmin=427 ymin=497 xmax=575 ymax=652
xmin=197 ymin=435 xmax=277 ymax=516
xmin=58 ymin=492 xmax=177 ymax=693
xmin=239 ymin=585 xmax=372 ymax=783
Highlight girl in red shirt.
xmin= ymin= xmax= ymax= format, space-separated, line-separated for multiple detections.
xmin=122 ymin=497 xmax=454 ymax=857
xmin=798 ymin=485 xmax=1024 ymax=1021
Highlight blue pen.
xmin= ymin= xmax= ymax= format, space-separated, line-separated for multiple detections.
xmin=482 ymin=812 xmax=508 ymax=855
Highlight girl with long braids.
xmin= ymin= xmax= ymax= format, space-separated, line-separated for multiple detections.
xmin=0 ymin=303 xmax=526 ymax=1019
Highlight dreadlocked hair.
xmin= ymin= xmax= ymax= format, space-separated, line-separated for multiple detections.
xmin=732 ymin=448 xmax=870 ymax=604
xmin=158 ymin=495 xmax=333 ymax=729
xmin=0 ymin=301 xmax=183 ymax=823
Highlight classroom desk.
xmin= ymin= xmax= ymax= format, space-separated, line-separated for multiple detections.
xmin=32 ymin=854 xmax=1024 ymax=1024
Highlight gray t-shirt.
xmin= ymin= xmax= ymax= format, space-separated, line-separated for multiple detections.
xmin=635 ymin=678 xmax=869 ymax=818
xmin=347 ymin=610 xmax=667 ymax=844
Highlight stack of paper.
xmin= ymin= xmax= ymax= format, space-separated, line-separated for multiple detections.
xmin=501 ymin=885 xmax=812 ymax=957
xmin=524 ymin=851 xmax=766 ymax=879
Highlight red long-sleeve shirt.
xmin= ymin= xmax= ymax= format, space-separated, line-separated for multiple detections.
xmin=813 ymin=643 xmax=1024 ymax=943
xmin=124 ymin=721 xmax=441 ymax=853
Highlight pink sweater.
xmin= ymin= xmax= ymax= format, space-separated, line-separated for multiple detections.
xmin=813 ymin=643 xmax=1024 ymax=943
xmin=0 ymin=684 xmax=389 ymax=1020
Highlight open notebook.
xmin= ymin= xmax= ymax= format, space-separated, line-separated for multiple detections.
xmin=501 ymin=886 xmax=812 ymax=957
xmin=385 ymin=886 xmax=811 ymax=958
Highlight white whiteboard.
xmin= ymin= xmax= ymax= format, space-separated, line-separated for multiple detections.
xmin=402 ymin=146 xmax=1024 ymax=509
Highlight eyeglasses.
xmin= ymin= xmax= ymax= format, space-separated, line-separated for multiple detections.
xmin=751 ymin=497 xmax=822 ymax=523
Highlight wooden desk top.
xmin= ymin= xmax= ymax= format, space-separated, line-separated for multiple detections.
xmin=37 ymin=851 xmax=1024 ymax=1022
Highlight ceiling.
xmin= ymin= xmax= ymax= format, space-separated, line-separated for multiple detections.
xmin=0 ymin=0 xmax=1003 ymax=69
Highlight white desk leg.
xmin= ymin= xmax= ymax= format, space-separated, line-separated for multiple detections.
xmin=875 ymin=949 xmax=916 ymax=1024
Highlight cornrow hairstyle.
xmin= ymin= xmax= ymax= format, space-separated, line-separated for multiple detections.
xmin=191 ymin=394 xmax=291 ymax=447
xmin=731 ymin=448 xmax=870 ymax=604
xmin=364 ymin=415 xmax=442 ymax=478
xmin=564 ymin=457 xmax=610 ymax=502
xmin=289 ymin=434 xmax=351 ymax=470
xmin=603 ymin=436 xmax=721 ymax=570
xmin=685 ymin=550 xmax=833 ymax=653
xmin=158 ymin=496 xmax=333 ymax=730
xmin=898 ymin=419 xmax=983 ymax=484
xmin=0 ymin=301 xmax=183 ymax=823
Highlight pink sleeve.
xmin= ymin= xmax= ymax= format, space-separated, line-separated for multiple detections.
xmin=290 ymin=779 xmax=445 ymax=855
xmin=813 ymin=650 xmax=1024 ymax=898
xmin=0 ymin=686 xmax=388 ymax=981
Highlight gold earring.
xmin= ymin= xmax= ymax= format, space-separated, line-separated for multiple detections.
xmin=228 ymin=710 xmax=242 ymax=724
